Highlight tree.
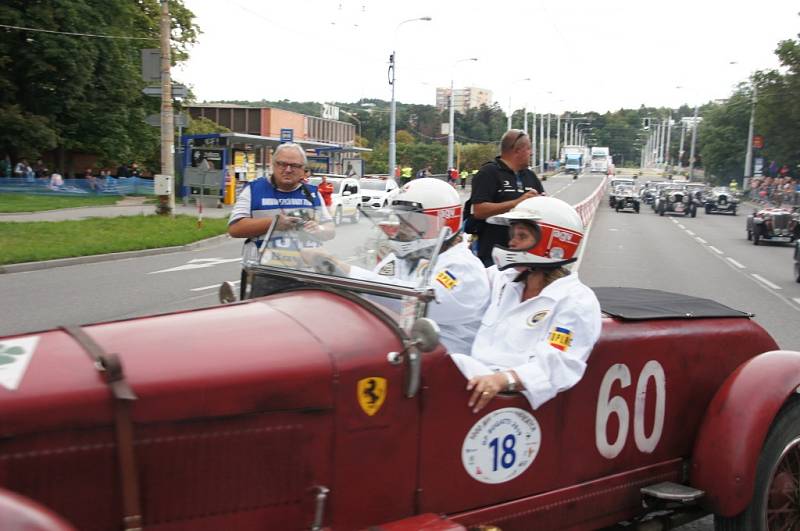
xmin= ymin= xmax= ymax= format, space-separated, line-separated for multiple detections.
xmin=0 ymin=0 xmax=198 ymax=173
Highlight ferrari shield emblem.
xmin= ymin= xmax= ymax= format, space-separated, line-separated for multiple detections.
xmin=357 ymin=377 xmax=387 ymax=416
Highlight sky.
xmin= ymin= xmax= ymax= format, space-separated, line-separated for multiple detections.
xmin=177 ymin=0 xmax=799 ymax=115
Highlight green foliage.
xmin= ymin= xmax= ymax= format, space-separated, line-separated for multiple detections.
xmin=0 ymin=193 xmax=121 ymax=213
xmin=460 ymin=143 xmax=498 ymax=171
xmin=0 ymin=215 xmax=227 ymax=265
xmin=0 ymin=0 xmax=198 ymax=170
xmin=185 ymin=115 xmax=231 ymax=135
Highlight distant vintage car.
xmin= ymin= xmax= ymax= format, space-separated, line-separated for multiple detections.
xmin=3 ymin=210 xmax=800 ymax=531
xmin=705 ymin=186 xmax=739 ymax=215
xmin=794 ymin=240 xmax=800 ymax=282
xmin=639 ymin=183 xmax=657 ymax=205
xmin=655 ymin=185 xmax=697 ymax=217
xmin=685 ymin=183 xmax=707 ymax=210
xmin=746 ymin=206 xmax=800 ymax=245
xmin=608 ymin=178 xmax=636 ymax=207
xmin=614 ymin=184 xmax=640 ymax=213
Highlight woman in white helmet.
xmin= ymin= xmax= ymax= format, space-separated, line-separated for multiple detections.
xmin=450 ymin=196 xmax=602 ymax=413
xmin=310 ymin=178 xmax=490 ymax=354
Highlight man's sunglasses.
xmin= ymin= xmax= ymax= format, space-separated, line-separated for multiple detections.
xmin=511 ymin=131 xmax=527 ymax=148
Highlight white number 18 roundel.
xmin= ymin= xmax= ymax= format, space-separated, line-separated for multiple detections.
xmin=595 ymin=361 xmax=666 ymax=459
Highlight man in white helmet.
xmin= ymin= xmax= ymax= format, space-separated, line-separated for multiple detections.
xmin=306 ymin=178 xmax=490 ymax=354
xmin=450 ymin=196 xmax=602 ymax=413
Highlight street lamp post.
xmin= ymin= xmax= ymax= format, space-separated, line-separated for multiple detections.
xmin=447 ymin=57 xmax=478 ymax=171
xmin=744 ymin=84 xmax=757 ymax=180
xmin=388 ymin=16 xmax=431 ymax=177
xmin=688 ymin=105 xmax=699 ymax=180
xmin=507 ymin=78 xmax=531 ymax=130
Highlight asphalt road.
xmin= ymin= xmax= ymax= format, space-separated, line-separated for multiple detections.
xmin=3 ymin=172 xmax=798 ymax=529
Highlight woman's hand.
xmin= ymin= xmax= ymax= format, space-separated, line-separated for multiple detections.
xmin=466 ymin=372 xmax=508 ymax=414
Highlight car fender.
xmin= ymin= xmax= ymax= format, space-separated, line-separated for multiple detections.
xmin=691 ymin=350 xmax=800 ymax=517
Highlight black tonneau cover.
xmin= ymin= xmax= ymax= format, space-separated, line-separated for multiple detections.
xmin=593 ymin=287 xmax=752 ymax=321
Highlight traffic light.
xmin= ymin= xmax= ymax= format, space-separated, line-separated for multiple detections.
xmin=642 ymin=118 xmax=650 ymax=129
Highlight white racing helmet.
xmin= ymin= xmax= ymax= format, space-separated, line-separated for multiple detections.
xmin=379 ymin=178 xmax=462 ymax=258
xmin=488 ymin=196 xmax=584 ymax=270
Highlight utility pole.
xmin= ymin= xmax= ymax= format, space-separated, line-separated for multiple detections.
xmin=539 ymin=112 xmax=545 ymax=173
xmin=531 ymin=113 xmax=537 ymax=168
xmin=678 ymin=120 xmax=686 ymax=171
xmin=688 ymin=106 xmax=699 ymax=180
xmin=556 ymin=114 xmax=561 ymax=164
xmin=159 ymin=0 xmax=175 ymax=216
xmin=664 ymin=113 xmax=672 ymax=167
xmin=744 ymin=85 xmax=757 ymax=180
xmin=545 ymin=113 xmax=551 ymax=169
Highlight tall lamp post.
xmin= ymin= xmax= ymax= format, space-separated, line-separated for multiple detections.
xmin=743 ymin=83 xmax=757 ymax=181
xmin=388 ymin=16 xmax=431 ymax=177
xmin=507 ymin=78 xmax=531 ymax=130
xmin=447 ymin=57 xmax=478 ymax=171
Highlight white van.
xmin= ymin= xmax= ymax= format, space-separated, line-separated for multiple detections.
xmin=309 ymin=174 xmax=361 ymax=225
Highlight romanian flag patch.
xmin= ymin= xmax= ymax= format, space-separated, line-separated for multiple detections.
xmin=548 ymin=326 xmax=573 ymax=351
xmin=435 ymin=270 xmax=458 ymax=290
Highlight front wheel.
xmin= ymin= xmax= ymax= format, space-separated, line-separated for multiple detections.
xmin=334 ymin=206 xmax=343 ymax=226
xmin=350 ymin=206 xmax=361 ymax=223
xmin=714 ymin=401 xmax=800 ymax=530
xmin=691 ymin=205 xmax=697 ymax=218
xmin=753 ymin=228 xmax=761 ymax=245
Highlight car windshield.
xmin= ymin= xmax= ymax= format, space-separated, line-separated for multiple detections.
xmin=361 ymin=180 xmax=388 ymax=191
xmin=245 ymin=207 xmax=447 ymax=329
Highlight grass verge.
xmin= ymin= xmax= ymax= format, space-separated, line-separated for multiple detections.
xmin=0 ymin=194 xmax=123 ymax=213
xmin=0 ymin=215 xmax=228 ymax=265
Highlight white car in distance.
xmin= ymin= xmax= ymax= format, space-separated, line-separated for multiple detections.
xmin=359 ymin=177 xmax=400 ymax=211
xmin=309 ymin=175 xmax=361 ymax=225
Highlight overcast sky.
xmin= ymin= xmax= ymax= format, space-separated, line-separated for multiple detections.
xmin=178 ymin=0 xmax=799 ymax=115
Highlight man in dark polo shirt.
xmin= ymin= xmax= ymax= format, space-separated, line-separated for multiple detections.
xmin=470 ymin=129 xmax=545 ymax=266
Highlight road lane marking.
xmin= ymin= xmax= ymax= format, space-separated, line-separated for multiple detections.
xmin=709 ymin=246 xmax=724 ymax=255
xmin=695 ymin=237 xmax=708 ymax=244
xmin=794 ymin=298 xmax=800 ymax=306
xmin=727 ymin=258 xmax=746 ymax=269
xmin=677 ymin=223 xmax=685 ymax=229
xmin=752 ymin=274 xmax=781 ymax=290
xmin=191 ymin=280 xmax=240 ymax=292
xmin=150 ymin=257 xmax=241 ymax=274
xmin=685 ymin=230 xmax=695 ymax=236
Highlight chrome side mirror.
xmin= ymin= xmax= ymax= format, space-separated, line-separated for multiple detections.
xmin=218 ymin=281 xmax=238 ymax=304
xmin=411 ymin=317 xmax=440 ymax=352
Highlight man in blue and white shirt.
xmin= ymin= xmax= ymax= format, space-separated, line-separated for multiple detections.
xmin=228 ymin=143 xmax=333 ymax=296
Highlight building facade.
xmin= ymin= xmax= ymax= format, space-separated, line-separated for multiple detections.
xmin=435 ymin=87 xmax=493 ymax=114
xmin=187 ymin=104 xmax=355 ymax=147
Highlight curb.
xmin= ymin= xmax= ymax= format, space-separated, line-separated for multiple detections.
xmin=0 ymin=233 xmax=232 ymax=275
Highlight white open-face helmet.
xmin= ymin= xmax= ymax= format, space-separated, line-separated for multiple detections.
xmin=379 ymin=178 xmax=462 ymax=258
xmin=488 ymin=196 xmax=584 ymax=270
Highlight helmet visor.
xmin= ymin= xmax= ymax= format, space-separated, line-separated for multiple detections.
xmin=508 ymin=220 xmax=541 ymax=251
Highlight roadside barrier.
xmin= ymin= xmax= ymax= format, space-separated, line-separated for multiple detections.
xmin=0 ymin=177 xmax=155 ymax=196
xmin=573 ymin=175 xmax=609 ymax=228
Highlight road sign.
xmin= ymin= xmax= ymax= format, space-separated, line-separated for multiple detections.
xmin=280 ymin=128 xmax=294 ymax=143
xmin=142 ymin=84 xmax=189 ymax=99
xmin=141 ymin=49 xmax=161 ymax=83
xmin=144 ymin=113 xmax=188 ymax=128
xmin=752 ymin=134 xmax=764 ymax=149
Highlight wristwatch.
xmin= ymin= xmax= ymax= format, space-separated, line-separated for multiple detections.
xmin=504 ymin=371 xmax=517 ymax=392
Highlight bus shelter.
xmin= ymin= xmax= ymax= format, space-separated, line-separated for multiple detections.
xmin=181 ymin=133 xmax=353 ymax=206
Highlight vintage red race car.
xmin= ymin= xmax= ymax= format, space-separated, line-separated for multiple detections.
xmin=1 ymin=217 xmax=799 ymax=531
